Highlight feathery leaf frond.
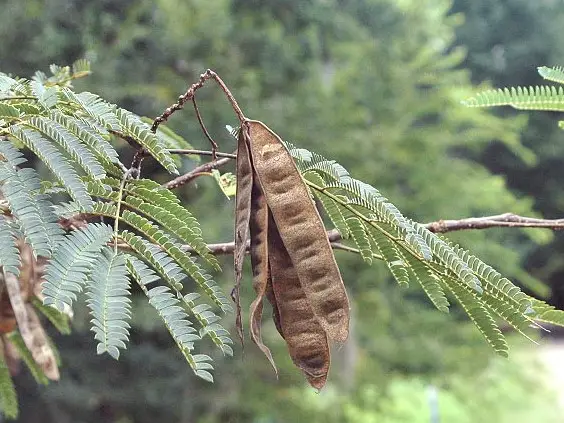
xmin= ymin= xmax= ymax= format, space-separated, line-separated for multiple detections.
xmin=462 ymin=85 xmax=564 ymax=111
xmin=7 ymin=126 xmax=93 ymax=210
xmin=442 ymin=277 xmax=508 ymax=356
xmin=0 ymin=144 xmax=64 ymax=257
xmin=0 ymin=344 xmax=18 ymax=419
xmin=42 ymin=223 xmax=113 ymax=311
xmin=86 ymin=249 xmax=131 ymax=359
xmin=24 ymin=116 xmax=106 ymax=179
xmin=537 ymin=66 xmax=564 ymax=85
xmin=115 ymin=109 xmax=177 ymax=174
xmin=0 ymin=216 xmax=20 ymax=275
xmin=7 ymin=332 xmax=49 ymax=385
xmin=125 ymin=256 xmax=215 ymax=382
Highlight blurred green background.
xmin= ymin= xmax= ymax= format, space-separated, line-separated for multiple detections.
xmin=3 ymin=0 xmax=564 ymax=421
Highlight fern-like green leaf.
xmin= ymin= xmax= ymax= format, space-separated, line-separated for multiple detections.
xmin=0 ymin=345 xmax=18 ymax=419
xmin=304 ymin=171 xmax=350 ymax=238
xmin=24 ymin=116 xmax=106 ymax=179
xmin=0 ymin=74 xmax=21 ymax=93
xmin=30 ymin=80 xmax=58 ymax=110
xmin=366 ymin=225 xmax=410 ymax=288
xmin=115 ymin=109 xmax=177 ymax=174
xmin=51 ymin=112 xmax=120 ymax=165
xmin=453 ymin=245 xmax=533 ymax=315
xmin=129 ymin=196 xmax=218 ymax=268
xmin=538 ymin=66 xmax=564 ymax=85
xmin=462 ymin=85 xmax=564 ymax=111
xmin=529 ymin=298 xmax=564 ymax=327
xmin=403 ymin=253 xmax=450 ymax=312
xmin=31 ymin=297 xmax=71 ymax=334
xmin=119 ymin=230 xmax=186 ymax=290
xmin=6 ymin=332 xmax=49 ymax=385
xmin=125 ymin=256 xmax=215 ymax=382
xmin=10 ymin=102 xmax=42 ymax=116
xmin=118 ymin=210 xmax=230 ymax=312
xmin=346 ymin=217 xmax=373 ymax=264
xmin=0 ymin=104 xmax=21 ymax=120
xmin=0 ymin=216 xmax=21 ymax=276
xmin=60 ymin=89 xmax=120 ymax=130
xmin=72 ymin=59 xmax=92 ymax=79
xmin=42 ymin=223 xmax=113 ymax=311
xmin=86 ymin=248 xmax=131 ymax=359
xmin=413 ymin=223 xmax=482 ymax=294
xmin=7 ymin=126 xmax=93 ymax=210
xmin=442 ymin=276 xmax=508 ymax=356
xmin=0 ymin=144 xmax=64 ymax=257
xmin=94 ymin=178 xmax=218 ymax=269
xmin=183 ymin=293 xmax=233 ymax=356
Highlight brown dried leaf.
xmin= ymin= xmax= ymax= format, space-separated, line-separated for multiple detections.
xmin=24 ymin=305 xmax=59 ymax=381
xmin=265 ymin=276 xmax=283 ymax=339
xmin=268 ymin=212 xmax=330 ymax=390
xmin=246 ymin=120 xmax=350 ymax=343
xmin=248 ymin=173 xmax=277 ymax=374
xmin=233 ymin=124 xmax=253 ymax=345
xmin=3 ymin=271 xmax=58 ymax=380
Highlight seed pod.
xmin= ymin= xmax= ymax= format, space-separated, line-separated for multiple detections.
xmin=246 ymin=120 xmax=350 ymax=343
xmin=23 ymin=304 xmax=59 ymax=380
xmin=233 ymin=124 xmax=253 ymax=343
xmin=265 ymin=277 xmax=283 ymax=339
xmin=268 ymin=212 xmax=330 ymax=390
xmin=248 ymin=172 xmax=277 ymax=373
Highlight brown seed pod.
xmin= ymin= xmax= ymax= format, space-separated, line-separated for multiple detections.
xmin=246 ymin=120 xmax=350 ymax=343
xmin=233 ymin=123 xmax=253 ymax=343
xmin=248 ymin=171 xmax=277 ymax=373
xmin=268 ymin=212 xmax=330 ymax=390
xmin=265 ymin=277 xmax=284 ymax=339
xmin=23 ymin=305 xmax=59 ymax=380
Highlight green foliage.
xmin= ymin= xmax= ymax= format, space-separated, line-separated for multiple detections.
xmin=0 ymin=1 xmax=563 ymax=420
xmin=0 ymin=61 xmax=233 ymax=387
xmin=6 ymin=332 xmax=49 ymax=385
xmin=86 ymin=248 xmax=131 ymax=359
xmin=287 ymin=141 xmax=563 ymax=355
xmin=42 ymin=223 xmax=114 ymax=311
xmin=0 ymin=344 xmax=17 ymax=419
xmin=0 ymin=140 xmax=63 ymax=258
xmin=464 ymin=65 xmax=564 ymax=128
xmin=125 ymin=255 xmax=215 ymax=380
xmin=2 ymin=53 xmax=562 ymax=403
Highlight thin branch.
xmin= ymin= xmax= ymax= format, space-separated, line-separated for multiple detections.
xmin=192 ymin=96 xmax=218 ymax=160
xmin=426 ymin=213 xmax=564 ymax=232
xmin=166 ymin=149 xmax=237 ymax=159
xmin=108 ymin=129 xmax=143 ymax=150
xmin=152 ymin=69 xmax=246 ymax=133
xmin=170 ymin=214 xmax=564 ymax=256
xmin=0 ymin=96 xmax=36 ymax=101
xmin=162 ymin=155 xmax=233 ymax=189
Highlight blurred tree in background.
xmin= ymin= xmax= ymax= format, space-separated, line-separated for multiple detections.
xmin=452 ymin=0 xmax=564 ymax=311
xmin=1 ymin=0 xmax=563 ymax=421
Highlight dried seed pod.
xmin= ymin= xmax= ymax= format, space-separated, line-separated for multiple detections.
xmin=248 ymin=172 xmax=277 ymax=373
xmin=23 ymin=304 xmax=59 ymax=380
xmin=3 ymin=272 xmax=59 ymax=380
xmin=268 ymin=212 xmax=330 ymax=390
xmin=265 ymin=277 xmax=284 ymax=339
xmin=233 ymin=124 xmax=253 ymax=343
xmin=247 ymin=120 xmax=350 ymax=343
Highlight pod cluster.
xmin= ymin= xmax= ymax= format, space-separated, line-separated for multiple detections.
xmin=234 ymin=120 xmax=350 ymax=389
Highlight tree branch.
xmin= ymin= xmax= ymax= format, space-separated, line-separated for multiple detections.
xmin=162 ymin=155 xmax=233 ymax=189
xmin=426 ymin=213 xmax=564 ymax=232
xmin=166 ymin=149 xmax=236 ymax=159
xmin=177 ymin=214 xmax=564 ymax=256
